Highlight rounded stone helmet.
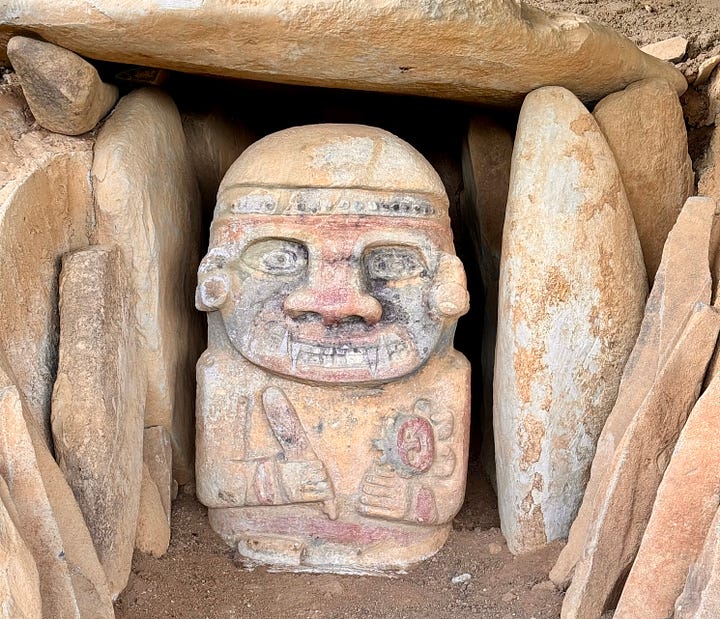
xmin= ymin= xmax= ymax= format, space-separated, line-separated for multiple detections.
xmin=215 ymin=123 xmax=450 ymax=221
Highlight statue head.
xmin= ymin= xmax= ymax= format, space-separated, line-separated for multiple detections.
xmin=196 ymin=124 xmax=468 ymax=384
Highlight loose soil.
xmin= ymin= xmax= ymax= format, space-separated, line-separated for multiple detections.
xmin=115 ymin=1 xmax=720 ymax=618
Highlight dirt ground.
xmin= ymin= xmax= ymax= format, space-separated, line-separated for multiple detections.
xmin=115 ymin=2 xmax=720 ymax=618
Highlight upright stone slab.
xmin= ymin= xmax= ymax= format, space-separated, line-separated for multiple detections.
xmin=143 ymin=426 xmax=173 ymax=520
xmin=0 ymin=366 xmax=113 ymax=619
xmin=675 ymin=506 xmax=720 ymax=619
xmin=461 ymin=115 xmax=513 ymax=489
xmin=551 ymin=196 xmax=716 ymax=589
xmin=51 ymin=245 xmax=144 ymax=597
xmin=0 ymin=0 xmax=685 ymax=105
xmin=494 ymin=86 xmax=647 ymax=555
xmin=614 ymin=366 xmax=720 ymax=619
xmin=6 ymin=36 xmax=118 ymax=136
xmin=134 ymin=464 xmax=171 ymax=558
xmin=0 ymin=81 xmax=94 ymax=447
xmin=593 ymin=78 xmax=694 ymax=282
xmin=561 ymin=304 xmax=720 ymax=619
xmin=0 ymin=475 xmax=42 ymax=619
xmin=93 ymin=87 xmax=203 ymax=484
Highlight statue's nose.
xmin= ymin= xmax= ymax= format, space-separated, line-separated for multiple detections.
xmin=283 ymin=264 xmax=382 ymax=326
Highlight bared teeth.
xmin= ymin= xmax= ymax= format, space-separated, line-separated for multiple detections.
xmin=364 ymin=347 xmax=378 ymax=377
xmin=290 ymin=341 xmax=301 ymax=370
xmin=279 ymin=330 xmax=289 ymax=355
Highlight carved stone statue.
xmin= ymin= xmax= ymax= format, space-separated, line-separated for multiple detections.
xmin=195 ymin=124 xmax=470 ymax=572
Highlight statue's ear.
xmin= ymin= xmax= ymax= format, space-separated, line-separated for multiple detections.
xmin=429 ymin=254 xmax=469 ymax=321
xmin=196 ymin=272 xmax=230 ymax=312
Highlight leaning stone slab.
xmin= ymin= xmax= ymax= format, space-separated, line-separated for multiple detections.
xmin=675 ymin=506 xmax=720 ymax=619
xmin=134 ymin=464 xmax=171 ymax=558
xmin=0 ymin=475 xmax=42 ymax=619
xmin=51 ymin=245 xmax=144 ymax=597
xmin=494 ymin=86 xmax=647 ymax=555
xmin=594 ymin=78 xmax=694 ymax=282
xmin=143 ymin=426 xmax=173 ymax=522
xmin=0 ymin=86 xmax=94 ymax=448
xmin=0 ymin=364 xmax=113 ymax=619
xmin=614 ymin=364 xmax=720 ymax=619
xmin=93 ymin=87 xmax=203 ymax=484
xmin=561 ymin=303 xmax=720 ymax=619
xmin=7 ymin=36 xmax=118 ymax=135
xmin=461 ymin=115 xmax=513 ymax=490
xmin=0 ymin=1 xmax=685 ymax=106
xmin=551 ymin=196 xmax=716 ymax=589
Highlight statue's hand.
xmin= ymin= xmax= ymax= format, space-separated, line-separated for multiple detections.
xmin=278 ymin=459 xmax=333 ymax=504
xmin=357 ymin=462 xmax=408 ymax=521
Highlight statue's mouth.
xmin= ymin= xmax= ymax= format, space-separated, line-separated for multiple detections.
xmin=247 ymin=320 xmax=417 ymax=380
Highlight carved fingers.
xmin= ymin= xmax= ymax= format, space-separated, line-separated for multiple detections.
xmin=358 ymin=463 xmax=408 ymax=520
xmin=279 ymin=459 xmax=334 ymax=504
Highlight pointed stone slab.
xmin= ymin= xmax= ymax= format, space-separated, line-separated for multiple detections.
xmin=461 ymin=116 xmax=513 ymax=490
xmin=551 ymin=196 xmax=716 ymax=589
xmin=51 ymin=245 xmax=144 ymax=597
xmin=0 ymin=0 xmax=685 ymax=106
xmin=594 ymin=78 xmax=694 ymax=282
xmin=675 ymin=506 xmax=720 ymax=619
xmin=561 ymin=303 xmax=720 ymax=619
xmin=93 ymin=87 xmax=203 ymax=484
xmin=0 ymin=475 xmax=42 ymax=619
xmin=494 ymin=86 xmax=647 ymax=555
xmin=614 ymin=364 xmax=720 ymax=619
xmin=7 ymin=36 xmax=118 ymax=135
xmin=0 ymin=365 xmax=113 ymax=619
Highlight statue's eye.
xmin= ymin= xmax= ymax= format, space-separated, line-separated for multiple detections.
xmin=242 ymin=239 xmax=308 ymax=276
xmin=365 ymin=247 xmax=426 ymax=281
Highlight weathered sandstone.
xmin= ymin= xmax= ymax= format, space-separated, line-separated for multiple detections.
xmin=143 ymin=426 xmax=173 ymax=522
xmin=135 ymin=464 xmax=171 ymax=558
xmin=594 ymin=78 xmax=694 ymax=282
xmin=614 ymin=364 xmax=720 ymax=619
xmin=0 ymin=475 xmax=42 ymax=619
xmin=6 ymin=36 xmax=117 ymax=135
xmin=93 ymin=87 xmax=203 ymax=484
xmin=51 ymin=245 xmax=144 ymax=597
xmin=0 ymin=1 xmax=684 ymax=106
xmin=675 ymin=506 xmax=720 ymax=619
xmin=0 ymin=363 xmax=113 ymax=619
xmin=640 ymin=36 xmax=688 ymax=62
xmin=494 ymin=86 xmax=647 ymax=555
xmin=0 ymin=82 xmax=94 ymax=447
xmin=561 ymin=303 xmax=720 ymax=619
xmin=461 ymin=115 xmax=513 ymax=489
xmin=551 ymin=196 xmax=716 ymax=589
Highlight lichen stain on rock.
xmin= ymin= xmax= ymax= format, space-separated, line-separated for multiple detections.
xmin=518 ymin=474 xmax=547 ymax=549
xmin=544 ymin=266 xmax=570 ymax=306
xmin=518 ymin=414 xmax=546 ymax=472
xmin=570 ymin=114 xmax=596 ymax=137
xmin=514 ymin=344 xmax=546 ymax=405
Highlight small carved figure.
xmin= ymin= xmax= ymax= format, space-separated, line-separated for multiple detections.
xmin=195 ymin=124 xmax=470 ymax=572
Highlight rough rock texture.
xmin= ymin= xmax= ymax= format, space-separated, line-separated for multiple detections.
xmin=675 ymin=506 xmax=720 ymax=619
xmin=614 ymin=365 xmax=720 ymax=619
xmin=561 ymin=303 xmax=720 ymax=619
xmin=143 ymin=426 xmax=173 ymax=522
xmin=0 ymin=80 xmax=94 ymax=447
xmin=93 ymin=87 xmax=203 ymax=484
xmin=51 ymin=245 xmax=144 ymax=597
xmin=494 ymin=86 xmax=647 ymax=556
xmin=0 ymin=363 xmax=113 ymax=619
xmin=0 ymin=1 xmax=685 ymax=105
xmin=182 ymin=111 xmax=254 ymax=213
xmin=460 ymin=115 xmax=513 ymax=489
xmin=593 ymin=78 xmax=694 ymax=283
xmin=134 ymin=464 xmax=171 ymax=558
xmin=6 ymin=36 xmax=118 ymax=135
xmin=0 ymin=475 xmax=42 ymax=619
xmin=551 ymin=196 xmax=716 ymax=589
xmin=640 ymin=36 xmax=688 ymax=62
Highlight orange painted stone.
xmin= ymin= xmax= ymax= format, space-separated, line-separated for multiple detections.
xmin=195 ymin=124 xmax=470 ymax=573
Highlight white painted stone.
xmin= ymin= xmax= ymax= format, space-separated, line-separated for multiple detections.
xmin=93 ymin=87 xmax=203 ymax=484
xmin=0 ymin=0 xmax=685 ymax=105
xmin=494 ymin=86 xmax=647 ymax=555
